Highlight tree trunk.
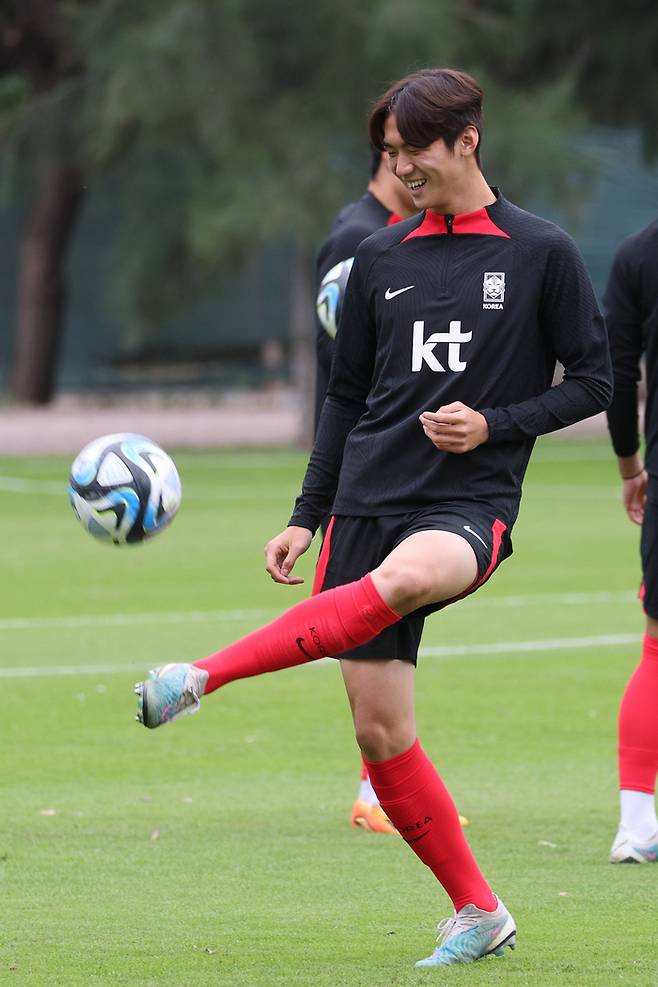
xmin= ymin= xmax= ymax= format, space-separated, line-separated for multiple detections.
xmin=289 ymin=244 xmax=316 ymax=448
xmin=9 ymin=157 xmax=84 ymax=404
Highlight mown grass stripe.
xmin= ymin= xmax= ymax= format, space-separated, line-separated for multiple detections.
xmin=0 ymin=632 xmax=642 ymax=678
xmin=0 ymin=590 xmax=637 ymax=632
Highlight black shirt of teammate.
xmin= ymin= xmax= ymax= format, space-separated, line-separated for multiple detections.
xmin=314 ymin=191 xmax=397 ymax=430
xmin=604 ymin=219 xmax=658 ymax=474
xmin=292 ymin=191 xmax=612 ymax=534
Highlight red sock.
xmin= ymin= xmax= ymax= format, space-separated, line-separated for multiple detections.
xmin=365 ymin=739 xmax=496 ymax=912
xmin=619 ymin=634 xmax=658 ymax=794
xmin=194 ymin=574 xmax=400 ymax=693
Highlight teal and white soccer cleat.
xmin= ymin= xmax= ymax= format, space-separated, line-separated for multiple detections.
xmin=609 ymin=829 xmax=658 ymax=863
xmin=134 ymin=663 xmax=209 ymax=729
xmin=415 ymin=896 xmax=516 ymax=967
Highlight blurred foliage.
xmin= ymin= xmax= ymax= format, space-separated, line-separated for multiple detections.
xmin=1 ymin=0 xmax=657 ymax=333
xmin=466 ymin=0 xmax=658 ymax=160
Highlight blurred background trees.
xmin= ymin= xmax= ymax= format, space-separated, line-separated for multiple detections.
xmin=0 ymin=0 xmax=85 ymax=403
xmin=1 ymin=0 xmax=657 ymax=403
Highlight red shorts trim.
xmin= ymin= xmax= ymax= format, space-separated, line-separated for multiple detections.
xmin=477 ymin=518 xmax=508 ymax=586
xmin=312 ymin=515 xmax=334 ymax=595
xmin=445 ymin=517 xmax=508 ymax=606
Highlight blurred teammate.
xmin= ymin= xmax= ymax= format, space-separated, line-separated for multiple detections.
xmin=314 ymin=149 xmax=415 ymax=431
xmin=135 ymin=68 xmax=612 ymax=966
xmin=315 ymin=152 xmax=418 ymax=834
xmin=604 ymin=218 xmax=658 ymax=863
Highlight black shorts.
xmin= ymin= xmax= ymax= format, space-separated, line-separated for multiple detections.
xmin=312 ymin=506 xmax=513 ymax=664
xmin=641 ymin=478 xmax=658 ymax=618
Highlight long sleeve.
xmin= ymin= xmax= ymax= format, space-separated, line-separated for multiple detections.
xmin=604 ymin=245 xmax=643 ymax=457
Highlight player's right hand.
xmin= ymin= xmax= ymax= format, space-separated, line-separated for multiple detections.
xmin=265 ymin=526 xmax=313 ymax=584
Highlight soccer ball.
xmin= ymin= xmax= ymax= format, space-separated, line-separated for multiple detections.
xmin=316 ymin=256 xmax=355 ymax=339
xmin=68 ymin=433 xmax=182 ymax=545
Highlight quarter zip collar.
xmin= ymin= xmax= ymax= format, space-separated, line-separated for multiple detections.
xmin=402 ymin=190 xmax=510 ymax=242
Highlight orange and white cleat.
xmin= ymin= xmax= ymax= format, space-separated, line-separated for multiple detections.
xmin=350 ymin=800 xmax=469 ymax=833
xmin=351 ymin=800 xmax=397 ymax=834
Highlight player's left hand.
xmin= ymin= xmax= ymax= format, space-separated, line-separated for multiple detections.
xmin=419 ymin=402 xmax=489 ymax=453
xmin=622 ymin=469 xmax=647 ymax=525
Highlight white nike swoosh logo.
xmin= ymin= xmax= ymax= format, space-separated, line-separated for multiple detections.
xmin=384 ymin=285 xmax=415 ymax=299
xmin=463 ymin=525 xmax=488 ymax=549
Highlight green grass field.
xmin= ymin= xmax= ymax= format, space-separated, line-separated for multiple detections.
xmin=1 ymin=438 xmax=657 ymax=986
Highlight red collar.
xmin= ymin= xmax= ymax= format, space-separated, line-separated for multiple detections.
xmin=402 ymin=206 xmax=510 ymax=241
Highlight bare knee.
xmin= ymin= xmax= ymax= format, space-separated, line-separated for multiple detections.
xmin=341 ymin=656 xmax=416 ymax=761
xmin=372 ymin=561 xmax=434 ymax=614
xmin=370 ymin=531 xmax=478 ymax=615
xmin=354 ymin=712 xmax=415 ymax=762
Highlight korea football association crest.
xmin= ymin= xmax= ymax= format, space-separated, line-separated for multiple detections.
xmin=482 ymin=272 xmax=505 ymax=310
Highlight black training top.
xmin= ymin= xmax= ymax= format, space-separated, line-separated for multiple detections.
xmin=604 ymin=218 xmax=658 ymax=472
xmin=314 ymin=191 xmax=398 ymax=429
xmin=292 ymin=191 xmax=612 ymax=534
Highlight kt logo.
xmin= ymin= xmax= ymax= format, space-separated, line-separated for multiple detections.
xmin=411 ymin=320 xmax=472 ymax=372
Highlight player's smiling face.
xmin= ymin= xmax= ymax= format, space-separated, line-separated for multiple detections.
xmin=382 ymin=114 xmax=466 ymax=214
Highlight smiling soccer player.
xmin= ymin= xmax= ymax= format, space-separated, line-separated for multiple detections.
xmin=135 ymin=68 xmax=612 ymax=968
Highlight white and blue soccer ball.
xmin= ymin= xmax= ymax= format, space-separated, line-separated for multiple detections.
xmin=68 ymin=433 xmax=182 ymax=545
xmin=316 ymin=257 xmax=355 ymax=339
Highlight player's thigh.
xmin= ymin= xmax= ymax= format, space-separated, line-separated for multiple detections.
xmin=371 ymin=529 xmax=478 ymax=614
